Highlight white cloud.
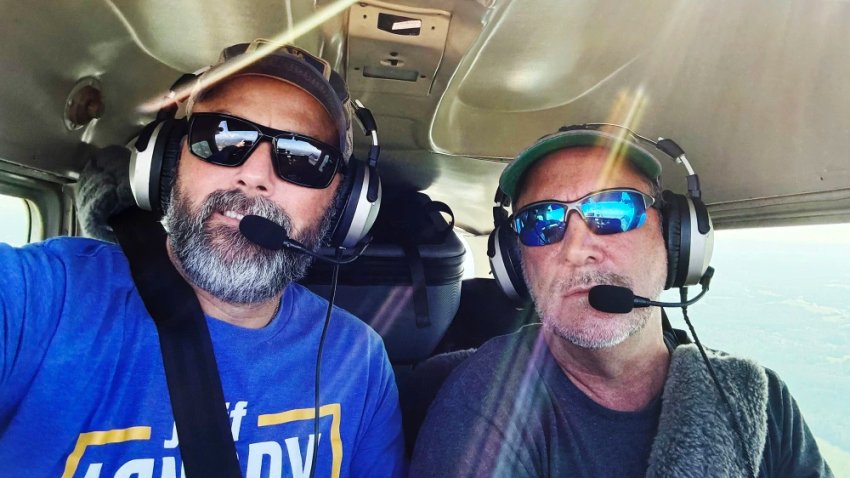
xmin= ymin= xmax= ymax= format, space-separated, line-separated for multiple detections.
xmin=825 ymin=283 xmax=850 ymax=291
xmin=779 ymin=298 xmax=850 ymax=320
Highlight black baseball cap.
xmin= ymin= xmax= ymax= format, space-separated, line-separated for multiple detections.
xmin=188 ymin=39 xmax=353 ymax=161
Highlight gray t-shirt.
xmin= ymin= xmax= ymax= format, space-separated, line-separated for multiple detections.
xmin=410 ymin=325 xmax=832 ymax=477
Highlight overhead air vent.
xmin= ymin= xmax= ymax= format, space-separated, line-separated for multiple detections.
xmin=64 ymin=77 xmax=104 ymax=131
xmin=347 ymin=1 xmax=451 ymax=96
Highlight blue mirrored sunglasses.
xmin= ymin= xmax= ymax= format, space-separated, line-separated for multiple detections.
xmin=511 ymin=188 xmax=656 ymax=247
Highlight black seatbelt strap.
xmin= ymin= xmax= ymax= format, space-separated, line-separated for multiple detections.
xmin=110 ymin=208 xmax=242 ymax=477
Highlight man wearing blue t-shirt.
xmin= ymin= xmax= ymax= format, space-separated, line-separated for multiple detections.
xmin=0 ymin=41 xmax=405 ymax=477
xmin=410 ymin=125 xmax=831 ymax=477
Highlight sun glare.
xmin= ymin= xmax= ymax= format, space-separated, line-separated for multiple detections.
xmin=595 ymin=87 xmax=649 ymax=192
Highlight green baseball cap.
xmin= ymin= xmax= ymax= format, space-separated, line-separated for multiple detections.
xmin=499 ymin=125 xmax=663 ymax=201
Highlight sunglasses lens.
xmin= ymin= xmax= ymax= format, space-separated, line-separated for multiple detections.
xmin=514 ymin=203 xmax=567 ymax=246
xmin=189 ymin=114 xmax=259 ymax=166
xmin=512 ymin=190 xmax=650 ymax=247
xmin=188 ymin=113 xmax=342 ymax=189
xmin=273 ymin=136 xmax=340 ymax=188
xmin=581 ymin=190 xmax=648 ymax=235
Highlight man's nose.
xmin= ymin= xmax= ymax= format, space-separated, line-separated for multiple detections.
xmin=234 ymin=141 xmax=276 ymax=194
xmin=558 ymin=211 xmax=603 ymax=266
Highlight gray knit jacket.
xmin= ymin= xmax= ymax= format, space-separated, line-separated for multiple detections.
xmin=648 ymin=345 xmax=770 ymax=477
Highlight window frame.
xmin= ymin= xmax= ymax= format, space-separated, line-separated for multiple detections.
xmin=0 ymin=164 xmax=75 ymax=243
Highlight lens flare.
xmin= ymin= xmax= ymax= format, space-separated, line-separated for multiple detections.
xmin=593 ymin=86 xmax=650 ymax=193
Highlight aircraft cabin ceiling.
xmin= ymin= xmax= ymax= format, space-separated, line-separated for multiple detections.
xmin=0 ymin=0 xmax=848 ymax=234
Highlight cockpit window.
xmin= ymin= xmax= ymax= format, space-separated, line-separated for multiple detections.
xmin=663 ymin=223 xmax=850 ymax=469
xmin=0 ymin=193 xmax=33 ymax=246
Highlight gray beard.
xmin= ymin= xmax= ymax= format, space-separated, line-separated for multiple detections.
xmin=163 ymin=186 xmax=335 ymax=304
xmin=526 ymin=268 xmax=655 ymax=349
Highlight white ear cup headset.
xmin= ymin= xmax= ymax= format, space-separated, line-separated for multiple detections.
xmin=487 ymin=123 xmax=714 ymax=302
xmin=128 ymin=77 xmax=382 ymax=250
xmin=329 ymin=100 xmax=382 ymax=249
xmin=487 ymin=194 xmax=530 ymax=301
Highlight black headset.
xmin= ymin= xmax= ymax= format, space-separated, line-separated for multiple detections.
xmin=128 ymin=76 xmax=381 ymax=250
xmin=487 ymin=123 xmax=714 ymax=302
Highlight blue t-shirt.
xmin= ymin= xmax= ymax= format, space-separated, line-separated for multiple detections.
xmin=0 ymin=237 xmax=406 ymax=477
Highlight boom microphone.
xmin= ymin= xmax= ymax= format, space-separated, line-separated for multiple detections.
xmin=588 ymin=285 xmax=681 ymax=313
xmin=588 ymin=268 xmax=714 ymax=314
xmin=588 ymin=285 xmax=638 ymax=313
xmin=239 ymin=214 xmax=369 ymax=265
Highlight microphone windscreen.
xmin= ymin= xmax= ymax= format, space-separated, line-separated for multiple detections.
xmin=588 ymin=285 xmax=636 ymax=314
xmin=239 ymin=215 xmax=286 ymax=250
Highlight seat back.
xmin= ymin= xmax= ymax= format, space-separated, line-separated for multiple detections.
xmin=397 ymin=349 xmax=476 ymax=455
xmin=301 ymin=191 xmax=465 ymax=364
xmin=435 ymin=277 xmax=537 ymax=354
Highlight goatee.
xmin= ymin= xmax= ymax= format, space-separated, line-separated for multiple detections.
xmin=163 ymin=186 xmax=335 ymax=304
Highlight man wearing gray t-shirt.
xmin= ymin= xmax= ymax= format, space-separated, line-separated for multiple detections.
xmin=410 ymin=124 xmax=831 ymax=477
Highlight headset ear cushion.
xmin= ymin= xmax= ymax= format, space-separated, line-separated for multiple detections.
xmin=504 ymin=227 xmax=528 ymax=300
xmin=156 ymin=119 xmax=187 ymax=215
xmin=330 ymin=159 xmax=375 ymax=248
xmin=488 ymin=225 xmax=528 ymax=301
xmin=327 ymin=163 xmax=356 ymax=245
xmin=661 ymin=190 xmax=689 ymax=289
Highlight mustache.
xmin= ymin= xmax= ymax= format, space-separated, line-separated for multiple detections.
xmin=199 ymin=189 xmax=291 ymax=231
xmin=551 ymin=270 xmax=632 ymax=294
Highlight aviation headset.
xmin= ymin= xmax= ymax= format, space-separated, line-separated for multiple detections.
xmin=128 ymin=74 xmax=382 ymax=250
xmin=487 ymin=123 xmax=714 ymax=301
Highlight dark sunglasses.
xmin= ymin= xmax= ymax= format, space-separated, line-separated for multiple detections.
xmin=511 ymin=188 xmax=656 ymax=247
xmin=187 ymin=112 xmax=344 ymax=189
